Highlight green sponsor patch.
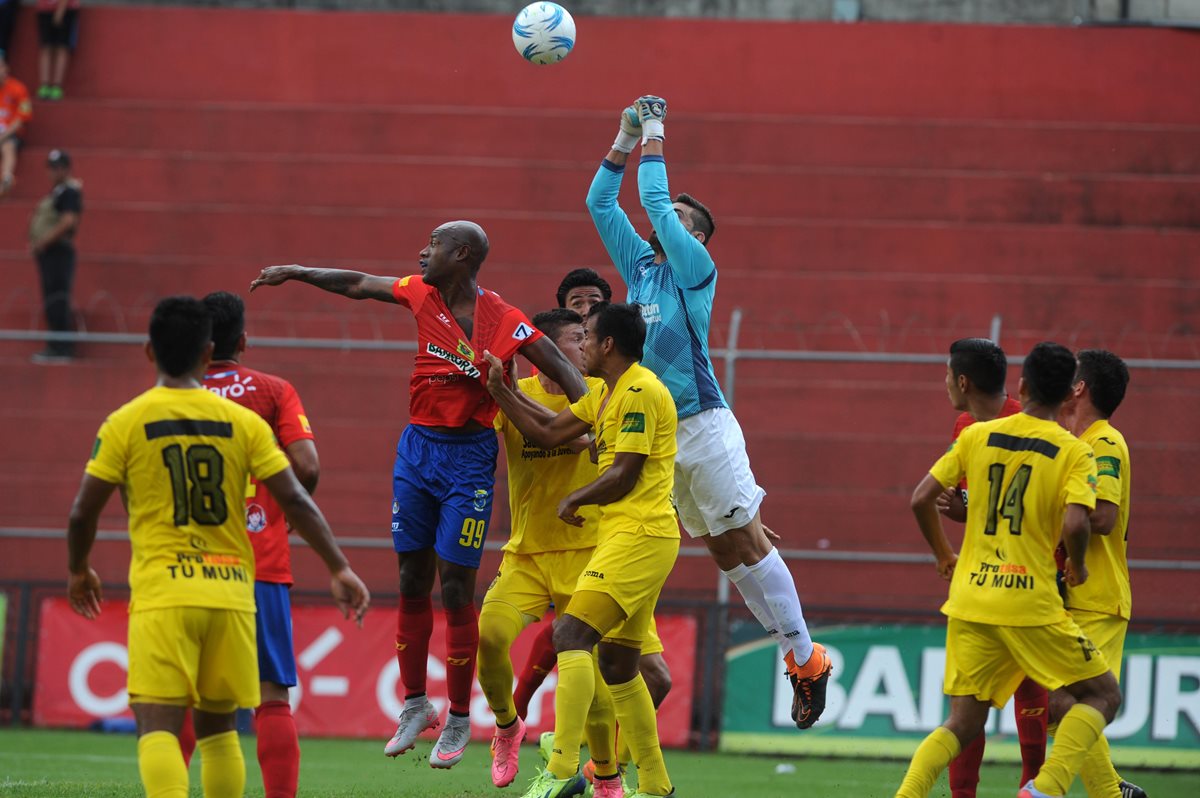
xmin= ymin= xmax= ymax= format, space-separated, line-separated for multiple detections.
xmin=91 ymin=437 xmax=102 ymax=459
xmin=1096 ymin=455 xmax=1121 ymax=479
xmin=621 ymin=412 xmax=646 ymax=433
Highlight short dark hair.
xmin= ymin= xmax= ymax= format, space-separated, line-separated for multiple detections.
xmin=532 ymin=308 xmax=584 ymax=342
xmin=1076 ymin=349 xmax=1129 ymax=418
xmin=556 ymin=268 xmax=612 ymax=308
xmin=202 ymin=291 xmax=245 ymax=361
xmin=949 ymin=338 xmax=1008 ymax=396
xmin=588 ymin=301 xmax=645 ymax=360
xmin=1021 ymin=342 xmax=1078 ymax=407
xmin=675 ymin=193 xmax=715 ymax=245
xmin=150 ymin=296 xmax=212 ymax=378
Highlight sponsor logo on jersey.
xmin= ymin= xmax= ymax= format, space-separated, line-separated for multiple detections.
xmin=437 ymin=312 xmax=453 ymax=327
xmin=91 ymin=437 xmax=102 ymax=459
xmin=640 ymin=303 xmax=662 ymax=325
xmin=621 ymin=412 xmax=646 ymax=433
xmin=1096 ymin=455 xmax=1121 ymax=479
xmin=204 ymin=372 xmax=257 ymax=399
xmin=246 ymin=503 xmax=267 ymax=533
xmin=584 ymin=569 xmax=605 ymax=580
xmin=392 ymin=499 xmax=400 ymax=515
xmin=511 ymin=322 xmax=535 ymax=341
xmin=298 ymin=414 xmax=312 ymax=434
xmin=427 ymin=342 xmax=481 ymax=378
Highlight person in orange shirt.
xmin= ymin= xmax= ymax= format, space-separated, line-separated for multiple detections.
xmin=0 ymin=53 xmax=32 ymax=197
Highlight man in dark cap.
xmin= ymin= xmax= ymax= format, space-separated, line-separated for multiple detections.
xmin=29 ymin=148 xmax=82 ymax=363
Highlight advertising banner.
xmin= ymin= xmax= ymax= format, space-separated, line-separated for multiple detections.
xmin=721 ymin=622 xmax=1200 ymax=767
xmin=33 ymin=597 xmax=697 ymax=745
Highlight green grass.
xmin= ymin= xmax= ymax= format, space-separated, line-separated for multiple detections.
xmin=0 ymin=728 xmax=1197 ymax=797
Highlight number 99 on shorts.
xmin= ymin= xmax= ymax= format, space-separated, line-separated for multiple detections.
xmin=459 ymin=518 xmax=486 ymax=549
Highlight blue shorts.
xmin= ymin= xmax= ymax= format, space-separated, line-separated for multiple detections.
xmin=255 ymin=580 xmax=297 ymax=688
xmin=390 ymin=424 xmax=498 ymax=569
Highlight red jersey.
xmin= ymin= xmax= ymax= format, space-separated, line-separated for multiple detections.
xmin=951 ymin=396 xmax=1022 ymax=492
xmin=391 ymin=275 xmax=543 ymax=428
xmin=203 ymin=361 xmax=314 ymax=585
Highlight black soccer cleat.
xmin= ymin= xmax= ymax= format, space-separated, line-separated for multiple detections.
xmin=1119 ymin=780 xmax=1148 ymax=798
xmin=786 ymin=643 xmax=832 ymax=729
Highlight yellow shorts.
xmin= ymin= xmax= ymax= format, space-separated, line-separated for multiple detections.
xmin=1070 ymin=609 xmax=1128 ymax=680
xmin=944 ymin=616 xmax=1110 ymax=708
xmin=483 ymin=549 xmax=597 ymax=622
xmin=127 ymin=607 xmax=259 ymax=713
xmin=642 ymin=616 xmax=664 ymax=656
xmin=569 ymin=533 xmax=678 ymax=649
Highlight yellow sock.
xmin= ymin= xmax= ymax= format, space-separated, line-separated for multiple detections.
xmin=585 ymin=667 xmax=619 ymax=778
xmin=609 ymin=674 xmax=671 ymax=796
xmin=548 ymin=650 xmax=595 ymax=779
xmin=197 ymin=730 xmax=245 ymax=798
xmin=477 ymin=602 xmax=525 ymax=727
xmin=137 ymin=731 xmax=188 ymax=798
xmin=1077 ymin=733 xmax=1123 ymax=798
xmin=1035 ymin=704 xmax=1107 ymax=796
xmin=895 ymin=726 xmax=961 ymax=798
xmin=617 ymin=733 xmax=632 ymax=769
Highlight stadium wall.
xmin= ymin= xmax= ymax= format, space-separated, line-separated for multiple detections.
xmin=0 ymin=6 xmax=1197 ymax=627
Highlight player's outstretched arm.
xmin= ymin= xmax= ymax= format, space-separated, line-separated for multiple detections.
xmin=250 ymin=264 xmax=399 ymax=303
xmin=483 ymin=351 xmax=591 ymax=449
xmin=557 ymin=452 xmax=647 ymax=527
xmin=521 ymin=336 xmax=589 ymax=402
xmin=1061 ymin=504 xmax=1092 ymax=586
xmin=586 ymin=104 xmax=655 ymax=286
xmin=262 ymin=468 xmax=370 ymax=625
xmin=911 ymin=473 xmax=958 ymax=581
xmin=66 ymin=474 xmax=119 ymax=619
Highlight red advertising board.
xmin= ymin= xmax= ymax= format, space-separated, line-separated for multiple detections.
xmin=33 ymin=597 xmax=697 ymax=745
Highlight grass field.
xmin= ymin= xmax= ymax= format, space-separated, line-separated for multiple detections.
xmin=1 ymin=728 xmax=1197 ymax=797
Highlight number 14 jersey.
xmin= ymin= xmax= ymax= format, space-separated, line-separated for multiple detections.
xmin=85 ymin=386 xmax=290 ymax=613
xmin=929 ymin=412 xmax=1097 ymax=626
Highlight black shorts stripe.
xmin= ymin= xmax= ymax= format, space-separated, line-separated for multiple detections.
xmin=986 ymin=432 xmax=1060 ymax=460
xmin=144 ymin=420 xmax=234 ymax=440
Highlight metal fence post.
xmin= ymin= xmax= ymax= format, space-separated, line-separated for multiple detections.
xmin=9 ymin=583 xmax=32 ymax=726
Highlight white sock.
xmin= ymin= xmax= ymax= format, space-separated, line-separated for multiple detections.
xmin=722 ymin=563 xmax=787 ymax=652
xmin=747 ymin=548 xmax=814 ymax=664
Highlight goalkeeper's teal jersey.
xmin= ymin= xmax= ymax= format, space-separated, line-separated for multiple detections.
xmin=585 ymin=156 xmax=727 ymax=419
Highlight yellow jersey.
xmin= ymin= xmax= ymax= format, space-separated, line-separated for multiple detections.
xmin=568 ymin=363 xmax=678 ymax=540
xmin=85 ymin=386 xmax=291 ymax=613
xmin=930 ymin=412 xmax=1097 ymax=626
xmin=1065 ymin=419 xmax=1132 ymax=619
xmin=495 ymin=375 xmax=604 ymax=554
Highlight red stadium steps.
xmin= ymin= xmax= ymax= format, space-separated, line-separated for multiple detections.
xmin=25 ymin=101 xmax=1200 ymax=175
xmin=12 ymin=146 xmax=1200 ymax=228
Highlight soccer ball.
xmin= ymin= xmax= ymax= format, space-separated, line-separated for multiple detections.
xmin=512 ymin=2 xmax=576 ymax=65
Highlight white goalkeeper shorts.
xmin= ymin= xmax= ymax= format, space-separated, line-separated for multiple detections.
xmin=673 ymin=407 xmax=766 ymax=538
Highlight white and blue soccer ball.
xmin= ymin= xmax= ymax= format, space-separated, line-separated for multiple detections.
xmin=512 ymin=2 xmax=576 ymax=65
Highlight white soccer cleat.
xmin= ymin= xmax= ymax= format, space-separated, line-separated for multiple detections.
xmin=429 ymin=713 xmax=472 ymax=769
xmin=383 ymin=696 xmax=439 ymax=757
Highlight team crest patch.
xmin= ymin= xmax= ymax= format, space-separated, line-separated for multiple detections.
xmin=298 ymin=414 xmax=312 ymax=434
xmin=457 ymin=340 xmax=475 ymax=360
xmin=246 ymin=503 xmax=267 ymax=533
xmin=473 ymin=489 xmax=489 ymax=512
xmin=392 ymin=499 xmax=400 ymax=515
xmin=511 ymin=322 xmax=535 ymax=341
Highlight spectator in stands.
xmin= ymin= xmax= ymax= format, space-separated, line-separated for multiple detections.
xmin=0 ymin=1 xmax=17 ymax=60
xmin=0 ymin=52 xmax=32 ymax=197
xmin=29 ymin=149 xmax=82 ymax=363
xmin=37 ymin=0 xmax=80 ymax=100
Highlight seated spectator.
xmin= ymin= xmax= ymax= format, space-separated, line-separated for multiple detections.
xmin=37 ymin=0 xmax=80 ymax=100
xmin=29 ymin=149 xmax=83 ymax=363
xmin=0 ymin=52 xmax=32 ymax=197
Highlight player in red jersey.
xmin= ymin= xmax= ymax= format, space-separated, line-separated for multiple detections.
xmin=250 ymin=220 xmax=588 ymax=768
xmin=938 ymin=338 xmax=1047 ymax=798
xmin=185 ymin=291 xmax=315 ymax=798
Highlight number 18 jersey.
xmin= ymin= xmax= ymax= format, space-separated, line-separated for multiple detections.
xmin=929 ymin=412 xmax=1097 ymax=626
xmin=85 ymin=386 xmax=291 ymax=613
